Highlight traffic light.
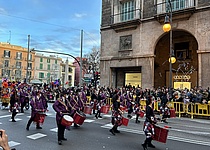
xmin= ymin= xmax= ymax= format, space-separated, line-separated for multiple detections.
xmin=95 ymin=72 xmax=99 ymax=80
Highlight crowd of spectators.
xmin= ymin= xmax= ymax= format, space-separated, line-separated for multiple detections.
xmin=93 ymin=85 xmax=210 ymax=105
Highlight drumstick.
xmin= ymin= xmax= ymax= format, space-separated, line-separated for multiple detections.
xmin=62 ymin=113 xmax=70 ymax=115
xmin=118 ymin=108 xmax=123 ymax=114
xmin=66 ymin=99 xmax=76 ymax=110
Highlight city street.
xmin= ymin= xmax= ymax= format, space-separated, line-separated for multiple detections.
xmin=0 ymin=103 xmax=210 ymax=150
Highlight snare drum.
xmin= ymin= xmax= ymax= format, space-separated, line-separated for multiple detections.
xmin=122 ymin=117 xmax=129 ymax=126
xmin=73 ymin=111 xmax=86 ymax=125
xmin=34 ymin=112 xmax=46 ymax=124
xmin=83 ymin=106 xmax=93 ymax=115
xmin=100 ymin=105 xmax=110 ymax=114
xmin=61 ymin=115 xmax=74 ymax=126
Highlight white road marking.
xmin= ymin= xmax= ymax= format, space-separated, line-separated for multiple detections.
xmin=103 ymin=114 xmax=112 ymax=118
xmin=101 ymin=123 xmax=210 ymax=146
xmin=0 ymin=113 xmax=24 ymax=119
xmin=46 ymin=112 xmax=53 ymax=116
xmin=50 ymin=128 xmax=58 ymax=132
xmin=170 ymin=128 xmax=210 ymax=135
xmin=0 ymin=114 xmax=12 ymax=118
xmin=9 ymin=118 xmax=22 ymax=121
xmin=84 ymin=119 xmax=95 ymax=123
xmin=27 ymin=133 xmax=47 ymax=140
xmin=8 ymin=141 xmax=21 ymax=148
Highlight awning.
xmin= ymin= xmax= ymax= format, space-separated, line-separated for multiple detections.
xmin=30 ymin=79 xmax=43 ymax=84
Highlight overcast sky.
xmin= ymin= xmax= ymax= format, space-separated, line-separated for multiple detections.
xmin=0 ymin=0 xmax=101 ymax=60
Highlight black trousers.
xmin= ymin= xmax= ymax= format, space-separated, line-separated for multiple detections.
xmin=11 ymin=109 xmax=17 ymax=120
xmin=95 ymin=110 xmax=101 ymax=117
xmin=21 ymin=102 xmax=26 ymax=113
xmin=57 ymin=123 xmax=66 ymax=141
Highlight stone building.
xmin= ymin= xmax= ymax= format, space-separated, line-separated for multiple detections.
xmin=100 ymin=0 xmax=210 ymax=89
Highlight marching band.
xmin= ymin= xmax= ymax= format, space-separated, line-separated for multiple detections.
xmin=0 ymin=80 xmax=172 ymax=147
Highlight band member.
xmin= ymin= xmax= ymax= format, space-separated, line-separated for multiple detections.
xmin=134 ymin=103 xmax=141 ymax=123
xmin=142 ymin=96 xmax=156 ymax=149
xmin=68 ymin=91 xmax=80 ymax=127
xmin=26 ymin=90 xmax=46 ymax=130
xmin=19 ymin=88 xmax=26 ymax=113
xmin=109 ymin=91 xmax=122 ymax=135
xmin=91 ymin=89 xmax=98 ymax=114
xmin=53 ymin=94 xmax=70 ymax=145
xmin=142 ymin=116 xmax=155 ymax=150
xmin=95 ymin=100 xmax=102 ymax=119
xmin=10 ymin=89 xmax=19 ymax=122
xmin=160 ymin=103 xmax=170 ymax=123
xmin=125 ymin=91 xmax=133 ymax=119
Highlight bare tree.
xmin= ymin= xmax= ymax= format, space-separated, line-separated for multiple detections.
xmin=84 ymin=46 xmax=100 ymax=73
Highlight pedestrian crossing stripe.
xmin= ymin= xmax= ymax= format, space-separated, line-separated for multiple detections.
xmin=8 ymin=141 xmax=21 ymax=148
xmin=103 ymin=114 xmax=112 ymax=118
xmin=84 ymin=119 xmax=95 ymax=123
xmin=27 ymin=133 xmax=47 ymax=140
xmin=9 ymin=118 xmax=22 ymax=121
xmin=50 ymin=128 xmax=58 ymax=132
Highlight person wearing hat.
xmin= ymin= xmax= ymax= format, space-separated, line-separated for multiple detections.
xmin=53 ymin=94 xmax=70 ymax=145
xmin=142 ymin=96 xmax=156 ymax=149
xmin=26 ymin=90 xmax=47 ymax=130
xmin=109 ymin=91 xmax=122 ymax=135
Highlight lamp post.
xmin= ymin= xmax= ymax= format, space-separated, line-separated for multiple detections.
xmin=163 ymin=0 xmax=176 ymax=100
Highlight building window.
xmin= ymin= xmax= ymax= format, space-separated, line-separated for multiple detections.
xmin=28 ymin=54 xmax=32 ymax=61
xmin=40 ymin=64 xmax=43 ymax=69
xmin=40 ymin=58 xmax=43 ymax=62
xmin=120 ymin=35 xmax=132 ymax=50
xmin=15 ymin=70 xmax=21 ymax=78
xmin=16 ymin=62 xmax=22 ymax=69
xmin=28 ymin=63 xmax=32 ymax=69
xmin=171 ymin=0 xmax=185 ymax=11
xmin=4 ymin=60 xmax=9 ymax=67
xmin=1 ymin=69 xmax=10 ymax=77
xmin=47 ymin=64 xmax=50 ymax=70
xmin=4 ymin=50 xmax=10 ymax=58
xmin=156 ymin=0 xmax=195 ymax=14
xmin=28 ymin=71 xmax=32 ymax=78
xmin=68 ymin=75 xmax=72 ymax=81
xmin=121 ymin=0 xmax=135 ymax=22
xmin=55 ymin=60 xmax=57 ymax=64
xmin=69 ymin=67 xmax=72 ymax=73
xmin=16 ymin=52 xmax=22 ymax=59
xmin=47 ymin=72 xmax=51 ymax=78
xmin=39 ymin=72 xmax=44 ymax=78
xmin=47 ymin=59 xmax=50 ymax=63
xmin=175 ymin=42 xmax=191 ymax=60
xmin=62 ymin=66 xmax=65 ymax=72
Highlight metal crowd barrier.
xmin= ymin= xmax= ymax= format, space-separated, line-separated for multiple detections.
xmin=86 ymin=96 xmax=91 ymax=105
xmin=85 ymin=96 xmax=210 ymax=119
xmin=186 ymin=103 xmax=210 ymax=119
xmin=153 ymin=100 xmax=210 ymax=119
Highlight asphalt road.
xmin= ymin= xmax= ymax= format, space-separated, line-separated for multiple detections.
xmin=0 ymin=103 xmax=210 ymax=150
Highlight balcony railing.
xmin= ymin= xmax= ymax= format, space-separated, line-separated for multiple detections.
xmin=14 ymin=56 xmax=23 ymax=60
xmin=24 ymin=67 xmax=34 ymax=70
xmin=110 ymin=9 xmax=141 ymax=24
xmin=155 ymin=0 xmax=195 ymax=15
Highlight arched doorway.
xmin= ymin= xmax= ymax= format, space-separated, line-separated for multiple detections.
xmin=154 ymin=30 xmax=198 ymax=89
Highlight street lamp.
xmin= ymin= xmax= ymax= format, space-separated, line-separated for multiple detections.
xmin=163 ymin=0 xmax=176 ymax=100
